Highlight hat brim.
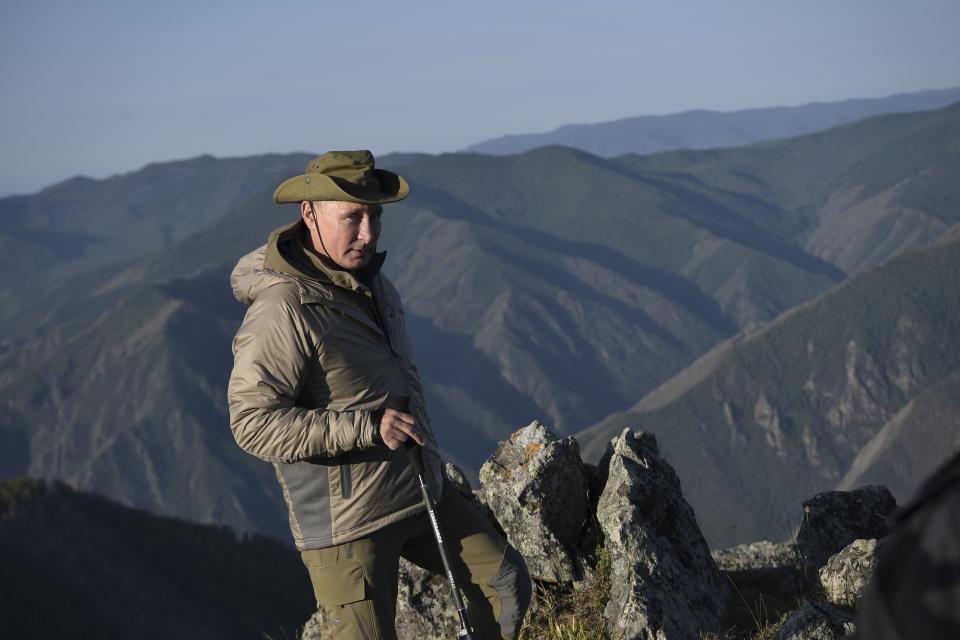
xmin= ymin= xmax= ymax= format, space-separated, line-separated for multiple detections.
xmin=273 ymin=169 xmax=409 ymax=205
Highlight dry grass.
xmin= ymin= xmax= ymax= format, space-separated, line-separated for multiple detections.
xmin=516 ymin=546 xmax=802 ymax=640
xmin=713 ymin=563 xmax=803 ymax=640
xmin=518 ymin=547 xmax=614 ymax=640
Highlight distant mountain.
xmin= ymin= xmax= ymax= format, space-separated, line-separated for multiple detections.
xmin=837 ymin=368 xmax=960 ymax=499
xmin=0 ymin=153 xmax=310 ymax=320
xmin=0 ymin=478 xmax=313 ymax=639
xmin=465 ymin=87 xmax=960 ymax=157
xmin=576 ymin=227 xmax=960 ymax=547
xmin=0 ymin=104 xmax=956 ymax=541
xmin=0 ymin=265 xmax=292 ymax=539
xmin=615 ymin=103 xmax=960 ymax=274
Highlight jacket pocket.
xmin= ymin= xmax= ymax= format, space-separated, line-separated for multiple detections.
xmin=340 ymin=463 xmax=353 ymax=499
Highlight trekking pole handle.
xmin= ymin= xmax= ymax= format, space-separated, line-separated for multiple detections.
xmin=404 ymin=438 xmax=426 ymax=475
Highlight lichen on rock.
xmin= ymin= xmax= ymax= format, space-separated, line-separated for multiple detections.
xmin=395 ymin=558 xmax=459 ymax=639
xmin=818 ymin=538 xmax=878 ymax=609
xmin=479 ymin=420 xmax=592 ymax=583
xmin=712 ymin=540 xmax=797 ymax=572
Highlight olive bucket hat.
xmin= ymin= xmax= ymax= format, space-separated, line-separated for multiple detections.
xmin=273 ymin=150 xmax=410 ymax=205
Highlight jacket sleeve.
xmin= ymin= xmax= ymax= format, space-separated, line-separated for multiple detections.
xmin=227 ymin=287 xmax=380 ymax=463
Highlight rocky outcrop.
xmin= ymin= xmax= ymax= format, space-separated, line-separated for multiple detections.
xmin=596 ymin=428 xmax=730 ymax=640
xmin=297 ymin=423 xmax=904 ymax=640
xmin=794 ymin=486 xmax=895 ymax=578
xmin=479 ymin=421 xmax=591 ymax=582
xmin=713 ymin=540 xmax=796 ymax=572
xmin=773 ymin=601 xmax=856 ymax=640
xmin=818 ymin=538 xmax=878 ymax=608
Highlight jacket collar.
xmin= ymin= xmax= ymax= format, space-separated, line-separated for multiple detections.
xmin=263 ymin=219 xmax=386 ymax=298
xmin=261 ymin=220 xmax=389 ymax=337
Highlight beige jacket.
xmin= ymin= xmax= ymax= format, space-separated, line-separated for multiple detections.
xmin=228 ymin=221 xmax=443 ymax=550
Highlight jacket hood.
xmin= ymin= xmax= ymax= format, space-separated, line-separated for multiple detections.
xmin=230 ymin=244 xmax=287 ymax=305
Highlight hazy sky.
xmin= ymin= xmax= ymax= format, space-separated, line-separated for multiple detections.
xmin=2 ymin=0 xmax=959 ymax=195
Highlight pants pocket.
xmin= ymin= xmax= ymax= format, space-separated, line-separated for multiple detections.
xmin=306 ymin=558 xmax=366 ymax=607
xmin=305 ymin=557 xmax=380 ymax=638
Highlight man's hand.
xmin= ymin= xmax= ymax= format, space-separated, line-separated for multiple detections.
xmin=379 ymin=408 xmax=424 ymax=450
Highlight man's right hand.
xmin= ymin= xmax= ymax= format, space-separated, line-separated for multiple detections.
xmin=379 ymin=408 xmax=424 ymax=450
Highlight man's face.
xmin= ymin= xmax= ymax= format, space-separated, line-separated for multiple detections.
xmin=303 ymin=200 xmax=383 ymax=271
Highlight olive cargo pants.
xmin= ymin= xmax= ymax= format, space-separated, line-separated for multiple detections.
xmin=301 ymin=481 xmax=531 ymax=640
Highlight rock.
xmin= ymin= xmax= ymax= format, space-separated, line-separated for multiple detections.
xmin=299 ymin=610 xmax=332 ymax=640
xmin=443 ymin=462 xmax=473 ymax=497
xmin=479 ymin=421 xmax=591 ymax=582
xmin=818 ymin=538 xmax=878 ymax=608
xmin=712 ymin=540 xmax=796 ymax=572
xmin=773 ymin=601 xmax=856 ymax=640
xmin=395 ymin=558 xmax=459 ymax=639
xmin=794 ymin=486 xmax=895 ymax=578
xmin=597 ymin=428 xmax=729 ymax=640
xmin=713 ymin=540 xmax=801 ymax=616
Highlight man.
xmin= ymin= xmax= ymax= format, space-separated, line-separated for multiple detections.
xmin=227 ymin=150 xmax=531 ymax=639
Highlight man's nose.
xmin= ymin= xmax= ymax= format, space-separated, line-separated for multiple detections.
xmin=358 ymin=215 xmax=376 ymax=243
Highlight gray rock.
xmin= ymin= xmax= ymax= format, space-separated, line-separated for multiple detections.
xmin=712 ymin=540 xmax=803 ymax=626
xmin=395 ymin=558 xmax=459 ymax=640
xmin=443 ymin=462 xmax=473 ymax=496
xmin=712 ymin=540 xmax=796 ymax=572
xmin=300 ymin=609 xmax=332 ymax=640
xmin=597 ymin=428 xmax=730 ymax=640
xmin=479 ymin=421 xmax=591 ymax=582
xmin=818 ymin=538 xmax=878 ymax=608
xmin=773 ymin=601 xmax=856 ymax=640
xmin=794 ymin=486 xmax=895 ymax=578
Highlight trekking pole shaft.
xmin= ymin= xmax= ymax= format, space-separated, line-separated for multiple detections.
xmin=407 ymin=444 xmax=475 ymax=639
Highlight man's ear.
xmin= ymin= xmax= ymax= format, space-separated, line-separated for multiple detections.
xmin=300 ymin=201 xmax=316 ymax=228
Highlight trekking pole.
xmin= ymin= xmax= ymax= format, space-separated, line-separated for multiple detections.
xmin=402 ymin=430 xmax=475 ymax=638
xmin=405 ymin=441 xmax=475 ymax=639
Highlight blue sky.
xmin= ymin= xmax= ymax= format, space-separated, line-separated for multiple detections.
xmin=2 ymin=0 xmax=959 ymax=195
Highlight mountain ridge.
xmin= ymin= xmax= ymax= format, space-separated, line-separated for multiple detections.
xmin=577 ymin=227 xmax=960 ymax=546
xmin=465 ymin=86 xmax=960 ymax=157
